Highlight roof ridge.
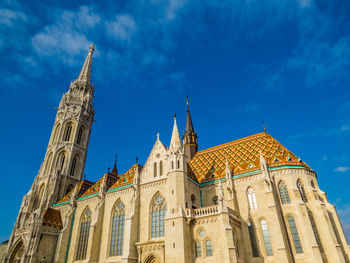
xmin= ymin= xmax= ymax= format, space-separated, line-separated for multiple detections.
xmin=196 ymin=132 xmax=268 ymax=154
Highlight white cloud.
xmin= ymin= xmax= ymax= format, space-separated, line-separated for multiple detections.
xmin=334 ymin=166 xmax=350 ymax=173
xmin=105 ymin=14 xmax=136 ymax=41
xmin=0 ymin=8 xmax=27 ymax=26
xmin=31 ymin=6 xmax=100 ymax=65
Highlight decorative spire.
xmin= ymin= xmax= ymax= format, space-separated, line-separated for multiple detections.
xmin=111 ymin=154 xmax=118 ymax=176
xmin=185 ymin=96 xmax=194 ymax=133
xmin=183 ymin=96 xmax=198 ymax=161
xmin=77 ymin=44 xmax=95 ymax=84
xmin=169 ymin=114 xmax=182 ymax=150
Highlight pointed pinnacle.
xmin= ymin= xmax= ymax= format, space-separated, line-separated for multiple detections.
xmin=77 ymin=44 xmax=95 ymax=84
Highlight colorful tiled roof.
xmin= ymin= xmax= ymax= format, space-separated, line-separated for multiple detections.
xmin=42 ymin=208 xmax=63 ymax=229
xmin=188 ymin=132 xmax=310 ymax=183
xmin=80 ymin=173 xmax=119 ymax=198
xmin=109 ymin=163 xmax=143 ymax=190
xmin=58 ymin=180 xmax=94 ymax=204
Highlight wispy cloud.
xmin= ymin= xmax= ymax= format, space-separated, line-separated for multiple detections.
xmin=335 ymin=166 xmax=350 ymax=173
xmin=0 ymin=8 xmax=27 ymax=26
xmin=105 ymin=14 xmax=136 ymax=42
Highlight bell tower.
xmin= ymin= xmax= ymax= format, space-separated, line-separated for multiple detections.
xmin=4 ymin=44 xmax=96 ymax=263
xmin=40 ymin=43 xmax=96 ymax=201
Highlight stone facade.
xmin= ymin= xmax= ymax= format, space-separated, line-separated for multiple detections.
xmin=3 ymin=45 xmax=350 ymax=263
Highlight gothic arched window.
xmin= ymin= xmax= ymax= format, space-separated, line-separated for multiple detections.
xmin=154 ymin=162 xmax=157 ymax=177
xmin=177 ymin=160 xmax=180 ymax=169
xmin=52 ymin=123 xmax=61 ymax=143
xmin=76 ymin=208 xmax=91 ymax=260
xmin=287 ymin=216 xmax=303 ymax=253
xmin=247 ymin=188 xmax=258 ymax=210
xmin=56 ymin=152 xmax=66 ymax=171
xmin=261 ymin=220 xmax=273 ymax=256
xmin=70 ymin=156 xmax=78 ymax=177
xmin=63 ymin=123 xmax=72 ymax=141
xmin=44 ymin=153 xmax=53 ymax=174
xmin=205 ymin=240 xmax=213 ymax=256
xmin=33 ymin=184 xmax=45 ymax=210
xmin=110 ymin=201 xmax=125 ymax=257
xmin=248 ymin=221 xmax=259 ymax=257
xmin=159 ymin=161 xmax=163 ymax=176
xmin=195 ymin=242 xmax=202 ymax=257
xmin=151 ymin=194 xmax=166 ymax=238
xmin=297 ymin=179 xmax=307 ymax=202
xmin=278 ymin=181 xmax=291 ymax=204
xmin=76 ymin=127 xmax=84 ymax=145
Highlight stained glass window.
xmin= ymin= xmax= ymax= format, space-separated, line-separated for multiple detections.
xmin=110 ymin=201 xmax=125 ymax=256
xmin=261 ymin=220 xmax=273 ymax=256
xmin=206 ymin=240 xmax=213 ymax=256
xmin=278 ymin=181 xmax=291 ymax=204
xmin=151 ymin=194 xmax=166 ymax=238
xmin=288 ymin=216 xmax=303 ymax=253
xmin=76 ymin=208 xmax=91 ymax=260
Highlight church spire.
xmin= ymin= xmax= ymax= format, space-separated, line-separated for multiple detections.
xmin=77 ymin=44 xmax=95 ymax=84
xmin=169 ymin=113 xmax=182 ymax=151
xmin=183 ymin=96 xmax=198 ymax=162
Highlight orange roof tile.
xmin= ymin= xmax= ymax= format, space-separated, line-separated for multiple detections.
xmin=58 ymin=180 xmax=94 ymax=204
xmin=188 ymin=132 xmax=310 ymax=183
xmin=42 ymin=208 xmax=63 ymax=229
xmin=109 ymin=163 xmax=143 ymax=190
xmin=80 ymin=173 xmax=119 ymax=198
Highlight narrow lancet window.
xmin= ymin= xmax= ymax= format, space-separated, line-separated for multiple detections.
xmin=195 ymin=242 xmax=202 ymax=257
xmin=63 ymin=123 xmax=72 ymax=141
xmin=110 ymin=201 xmax=125 ymax=256
xmin=261 ymin=220 xmax=273 ymax=256
xmin=154 ymin=162 xmax=157 ymax=177
xmin=76 ymin=127 xmax=84 ymax=145
xmin=160 ymin=161 xmax=163 ymax=176
xmin=247 ymin=188 xmax=258 ymax=209
xmin=70 ymin=156 xmax=78 ymax=176
xmin=248 ymin=221 xmax=259 ymax=257
xmin=76 ymin=209 xmax=91 ymax=260
xmin=278 ymin=181 xmax=291 ymax=204
xmin=288 ymin=216 xmax=303 ymax=253
xmin=206 ymin=240 xmax=213 ymax=256
xmin=308 ymin=213 xmax=323 ymax=252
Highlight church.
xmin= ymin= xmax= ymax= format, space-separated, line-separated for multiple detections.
xmin=3 ymin=45 xmax=350 ymax=263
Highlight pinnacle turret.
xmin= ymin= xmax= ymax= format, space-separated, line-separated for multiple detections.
xmin=169 ymin=113 xmax=182 ymax=151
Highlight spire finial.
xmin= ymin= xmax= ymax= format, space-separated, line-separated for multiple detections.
xmin=77 ymin=44 xmax=95 ymax=84
xmin=112 ymin=154 xmax=118 ymax=176
xmin=186 ymin=95 xmax=189 ymax=110
xmin=174 ymin=112 xmax=177 ymax=120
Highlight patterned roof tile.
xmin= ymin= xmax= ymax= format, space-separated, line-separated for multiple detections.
xmin=188 ymin=132 xmax=310 ymax=183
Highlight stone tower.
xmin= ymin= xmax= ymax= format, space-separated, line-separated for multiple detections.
xmin=4 ymin=44 xmax=95 ymax=263
xmin=183 ymin=97 xmax=198 ymax=162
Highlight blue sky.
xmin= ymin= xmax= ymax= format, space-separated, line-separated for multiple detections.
xmin=1 ymin=0 xmax=350 ymax=242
